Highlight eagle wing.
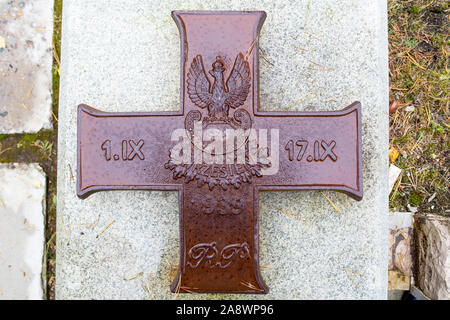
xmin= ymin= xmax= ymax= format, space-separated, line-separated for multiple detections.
xmin=225 ymin=53 xmax=251 ymax=109
xmin=187 ymin=55 xmax=212 ymax=108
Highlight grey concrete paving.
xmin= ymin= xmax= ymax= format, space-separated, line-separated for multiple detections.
xmin=0 ymin=0 xmax=53 ymax=133
xmin=0 ymin=163 xmax=46 ymax=300
xmin=57 ymin=0 xmax=389 ymax=299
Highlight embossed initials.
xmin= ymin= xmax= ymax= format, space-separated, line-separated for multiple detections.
xmin=187 ymin=242 xmax=250 ymax=269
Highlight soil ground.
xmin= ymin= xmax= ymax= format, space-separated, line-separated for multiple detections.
xmin=388 ymin=0 xmax=448 ymax=215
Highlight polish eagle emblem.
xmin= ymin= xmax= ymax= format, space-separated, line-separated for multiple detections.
xmin=165 ymin=53 xmax=270 ymax=191
xmin=187 ymin=53 xmax=251 ymax=121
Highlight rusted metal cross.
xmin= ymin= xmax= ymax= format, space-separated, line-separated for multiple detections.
xmin=77 ymin=11 xmax=362 ymax=294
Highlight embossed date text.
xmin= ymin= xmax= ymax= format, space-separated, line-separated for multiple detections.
xmin=285 ymin=139 xmax=337 ymax=162
xmin=101 ymin=139 xmax=145 ymax=161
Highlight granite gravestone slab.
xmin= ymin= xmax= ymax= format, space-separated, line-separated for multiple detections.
xmin=57 ymin=0 xmax=388 ymax=299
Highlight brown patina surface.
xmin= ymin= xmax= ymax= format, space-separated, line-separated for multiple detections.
xmin=77 ymin=11 xmax=362 ymax=293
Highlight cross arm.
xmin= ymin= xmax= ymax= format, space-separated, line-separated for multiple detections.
xmin=254 ymin=101 xmax=363 ymax=200
xmin=77 ymin=104 xmax=184 ymax=198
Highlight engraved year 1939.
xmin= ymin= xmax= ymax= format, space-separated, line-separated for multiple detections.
xmin=190 ymin=195 xmax=245 ymax=215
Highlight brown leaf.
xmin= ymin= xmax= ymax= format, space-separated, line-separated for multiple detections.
xmin=389 ymin=100 xmax=398 ymax=113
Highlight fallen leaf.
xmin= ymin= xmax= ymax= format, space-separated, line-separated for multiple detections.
xmin=389 ymin=147 xmax=399 ymax=163
xmin=389 ymin=101 xmax=398 ymax=113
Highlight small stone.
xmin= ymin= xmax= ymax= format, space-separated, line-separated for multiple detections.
xmin=404 ymin=105 xmax=415 ymax=112
xmin=388 ymin=164 xmax=402 ymax=194
xmin=414 ymin=214 xmax=450 ymax=300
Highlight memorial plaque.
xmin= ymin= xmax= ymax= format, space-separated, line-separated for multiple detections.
xmin=77 ymin=11 xmax=363 ymax=294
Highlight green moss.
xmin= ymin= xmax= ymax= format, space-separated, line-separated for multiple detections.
xmin=392 ymin=134 xmax=409 ymax=144
xmin=429 ymin=120 xmax=444 ymax=135
xmin=410 ymin=190 xmax=424 ymax=206
xmin=23 ymin=130 xmax=53 ymax=143
xmin=408 ymin=5 xmax=420 ymax=17
xmin=416 ymin=129 xmax=424 ymax=140
xmin=20 ymin=133 xmax=39 ymax=144
xmin=0 ymin=134 xmax=10 ymax=142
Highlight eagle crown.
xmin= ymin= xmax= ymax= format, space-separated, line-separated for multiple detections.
xmin=211 ymin=57 xmax=225 ymax=73
xmin=209 ymin=57 xmax=226 ymax=91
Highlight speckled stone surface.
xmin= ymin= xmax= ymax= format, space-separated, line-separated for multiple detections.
xmin=0 ymin=0 xmax=53 ymax=133
xmin=56 ymin=0 xmax=389 ymax=299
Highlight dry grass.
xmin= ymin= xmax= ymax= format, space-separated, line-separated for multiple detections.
xmin=388 ymin=0 xmax=449 ymax=215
